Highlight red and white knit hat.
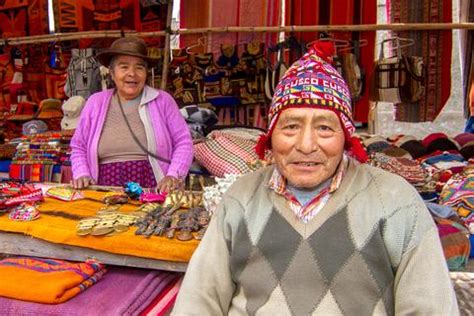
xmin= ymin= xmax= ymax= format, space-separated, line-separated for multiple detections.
xmin=255 ymin=41 xmax=367 ymax=162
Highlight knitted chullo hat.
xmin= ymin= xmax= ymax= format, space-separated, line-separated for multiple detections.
xmin=255 ymin=41 xmax=368 ymax=162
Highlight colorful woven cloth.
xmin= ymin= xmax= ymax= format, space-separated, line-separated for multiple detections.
xmin=387 ymin=0 xmax=452 ymax=122
xmin=433 ymin=217 xmax=471 ymax=271
xmin=98 ymin=160 xmax=157 ymax=188
xmin=459 ymin=0 xmax=474 ymax=118
xmin=369 ymin=152 xmax=427 ymax=186
xmin=439 ymin=171 xmax=474 ymax=220
xmin=0 ymin=257 xmax=105 ymax=304
xmin=0 ymin=266 xmax=181 ymax=315
xmin=0 ymin=191 xmax=199 ymax=262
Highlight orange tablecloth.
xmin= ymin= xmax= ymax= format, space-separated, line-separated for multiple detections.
xmin=0 ymin=191 xmax=199 ymax=263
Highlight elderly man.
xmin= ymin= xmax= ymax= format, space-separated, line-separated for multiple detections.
xmin=173 ymin=43 xmax=458 ymax=315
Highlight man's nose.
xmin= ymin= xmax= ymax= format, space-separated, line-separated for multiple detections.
xmin=295 ymin=125 xmax=318 ymax=154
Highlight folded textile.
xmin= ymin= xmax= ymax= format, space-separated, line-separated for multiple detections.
xmin=0 ymin=257 xmax=105 ymax=304
xmin=141 ymin=277 xmax=183 ymax=316
xmin=0 ymin=266 xmax=181 ymax=315
xmin=425 ymin=202 xmax=457 ymax=218
xmin=434 ymin=217 xmax=471 ymax=271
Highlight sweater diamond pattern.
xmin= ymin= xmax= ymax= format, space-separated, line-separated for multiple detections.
xmin=256 ymin=210 xmax=301 ymax=280
xmin=359 ymin=221 xmax=395 ymax=293
xmin=280 ymin=241 xmax=327 ymax=315
xmin=239 ymin=248 xmax=279 ymax=315
xmin=232 ymin=204 xmax=395 ymax=315
xmin=229 ymin=219 xmax=254 ymax=281
xmin=308 ymin=208 xmax=356 ymax=283
xmin=331 ymin=252 xmax=382 ymax=314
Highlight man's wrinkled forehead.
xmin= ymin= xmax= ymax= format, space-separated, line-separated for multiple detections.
xmin=275 ymin=107 xmax=342 ymax=127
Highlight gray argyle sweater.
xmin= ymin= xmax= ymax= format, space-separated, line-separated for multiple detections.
xmin=173 ymin=159 xmax=459 ymax=315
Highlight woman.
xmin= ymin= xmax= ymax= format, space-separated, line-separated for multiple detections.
xmin=70 ymin=36 xmax=193 ymax=192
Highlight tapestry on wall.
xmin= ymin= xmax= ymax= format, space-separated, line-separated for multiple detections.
xmin=459 ymin=0 xmax=474 ymax=119
xmin=180 ymin=0 xmax=281 ymax=53
xmin=387 ymin=0 xmax=452 ymax=122
xmin=0 ymin=0 xmax=49 ymax=38
xmin=53 ymin=0 xmax=166 ymax=34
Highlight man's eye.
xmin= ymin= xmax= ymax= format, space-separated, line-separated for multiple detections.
xmin=318 ymin=125 xmax=333 ymax=131
xmin=283 ymin=124 xmax=299 ymax=130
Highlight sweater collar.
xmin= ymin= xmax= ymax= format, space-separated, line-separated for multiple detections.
xmin=139 ymin=85 xmax=160 ymax=106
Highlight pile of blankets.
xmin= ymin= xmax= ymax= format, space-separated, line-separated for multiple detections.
xmin=0 ymin=256 xmax=182 ymax=315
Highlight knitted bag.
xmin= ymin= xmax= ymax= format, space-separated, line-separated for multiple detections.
xmin=370 ymin=40 xmax=424 ymax=104
xmin=194 ymin=130 xmax=260 ymax=177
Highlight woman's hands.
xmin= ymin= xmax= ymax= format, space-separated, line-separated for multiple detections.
xmin=71 ymin=175 xmax=182 ymax=192
xmin=71 ymin=176 xmax=96 ymax=189
xmin=156 ymin=176 xmax=183 ymax=193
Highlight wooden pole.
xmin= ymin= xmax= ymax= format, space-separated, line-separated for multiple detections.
xmin=2 ymin=22 xmax=474 ymax=46
xmin=175 ymin=22 xmax=474 ymax=34
xmin=160 ymin=0 xmax=174 ymax=90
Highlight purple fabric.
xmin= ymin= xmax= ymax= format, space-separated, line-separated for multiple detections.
xmin=98 ymin=160 xmax=157 ymax=188
xmin=0 ymin=267 xmax=181 ymax=316
xmin=70 ymin=86 xmax=193 ymax=182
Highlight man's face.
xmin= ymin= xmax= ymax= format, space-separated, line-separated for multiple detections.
xmin=111 ymin=55 xmax=147 ymax=100
xmin=271 ymin=107 xmax=346 ymax=190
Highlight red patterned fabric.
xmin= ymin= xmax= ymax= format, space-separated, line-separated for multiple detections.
xmin=0 ymin=0 xmax=49 ymax=38
xmin=53 ymin=1 xmax=166 ymax=35
xmin=180 ymin=0 xmax=281 ymax=51
xmin=98 ymin=160 xmax=157 ymax=188
xmin=387 ymin=0 xmax=452 ymax=122
xmin=285 ymin=0 xmax=377 ymax=123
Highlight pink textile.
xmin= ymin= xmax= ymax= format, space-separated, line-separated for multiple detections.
xmin=0 ymin=267 xmax=182 ymax=316
xmin=98 ymin=160 xmax=157 ymax=188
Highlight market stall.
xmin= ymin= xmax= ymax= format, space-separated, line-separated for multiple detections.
xmin=0 ymin=0 xmax=473 ymax=314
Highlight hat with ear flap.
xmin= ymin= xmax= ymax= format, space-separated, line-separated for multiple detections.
xmin=255 ymin=40 xmax=368 ymax=162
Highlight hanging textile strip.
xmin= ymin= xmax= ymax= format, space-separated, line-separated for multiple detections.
xmin=285 ymin=0 xmax=377 ymax=123
xmin=459 ymin=0 xmax=474 ymax=118
xmin=180 ymin=0 xmax=282 ymax=51
xmin=388 ymin=0 xmax=452 ymax=122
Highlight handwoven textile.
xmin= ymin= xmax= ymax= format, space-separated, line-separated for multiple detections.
xmin=53 ymin=1 xmax=167 ymax=36
xmin=387 ymin=0 xmax=452 ymax=122
xmin=459 ymin=0 xmax=474 ymax=118
xmin=140 ymin=276 xmax=183 ymax=316
xmin=0 ymin=190 xmax=199 ymax=262
xmin=284 ymin=0 xmax=377 ymax=123
xmin=433 ymin=217 xmax=471 ymax=271
xmin=0 ymin=0 xmax=49 ymax=38
xmin=0 ymin=266 xmax=181 ymax=315
xmin=98 ymin=160 xmax=158 ymax=188
xmin=0 ymin=257 xmax=105 ymax=304
xmin=180 ymin=0 xmax=281 ymax=51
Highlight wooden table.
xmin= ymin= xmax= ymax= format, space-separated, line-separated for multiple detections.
xmin=0 ymin=232 xmax=188 ymax=272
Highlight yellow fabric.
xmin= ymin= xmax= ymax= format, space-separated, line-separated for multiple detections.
xmin=0 ymin=257 xmax=104 ymax=304
xmin=0 ymin=191 xmax=199 ymax=262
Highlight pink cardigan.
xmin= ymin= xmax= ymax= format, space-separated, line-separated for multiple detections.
xmin=70 ymin=87 xmax=193 ymax=182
